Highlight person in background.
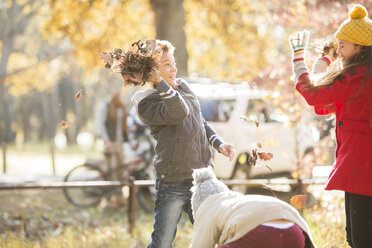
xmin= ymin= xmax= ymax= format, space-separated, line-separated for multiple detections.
xmin=290 ymin=4 xmax=372 ymax=247
xmin=97 ymin=89 xmax=128 ymax=180
xmin=190 ymin=167 xmax=316 ymax=248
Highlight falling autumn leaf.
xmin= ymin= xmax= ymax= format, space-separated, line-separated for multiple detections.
xmin=290 ymin=194 xmax=307 ymax=210
xmin=252 ymin=149 xmax=258 ymax=161
xmin=258 ymin=152 xmax=274 ymax=161
xmin=60 ymin=121 xmax=69 ymax=129
xmin=257 ymin=143 xmax=262 ymax=148
xmin=74 ymin=89 xmax=83 ymax=100
xmin=255 ymin=120 xmax=260 ymax=127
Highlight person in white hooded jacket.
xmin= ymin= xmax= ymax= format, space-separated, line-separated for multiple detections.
xmin=190 ymin=167 xmax=316 ymax=248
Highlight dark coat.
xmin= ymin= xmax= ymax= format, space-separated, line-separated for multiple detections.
xmin=132 ymin=79 xmax=223 ymax=183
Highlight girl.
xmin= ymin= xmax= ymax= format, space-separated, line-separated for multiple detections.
xmin=190 ymin=167 xmax=316 ymax=248
xmin=290 ymin=4 xmax=372 ymax=248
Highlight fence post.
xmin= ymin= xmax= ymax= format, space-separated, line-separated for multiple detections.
xmin=128 ymin=177 xmax=137 ymax=233
xmin=2 ymin=142 xmax=6 ymax=173
xmin=296 ymin=178 xmax=305 ymax=194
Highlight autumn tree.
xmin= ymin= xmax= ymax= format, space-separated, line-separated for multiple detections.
xmin=150 ymin=0 xmax=188 ymax=76
xmin=2 ymin=0 xmax=371 ymax=173
xmin=0 ymin=0 xmax=47 ymax=171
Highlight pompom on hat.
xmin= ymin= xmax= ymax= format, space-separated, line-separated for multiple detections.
xmin=335 ymin=4 xmax=372 ymax=46
xmin=190 ymin=167 xmax=229 ymax=216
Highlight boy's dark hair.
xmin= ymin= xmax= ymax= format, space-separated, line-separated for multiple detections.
xmin=99 ymin=39 xmax=175 ymax=86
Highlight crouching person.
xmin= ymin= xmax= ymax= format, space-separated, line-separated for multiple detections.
xmin=190 ymin=167 xmax=316 ymax=248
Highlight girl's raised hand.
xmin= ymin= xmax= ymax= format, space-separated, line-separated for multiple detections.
xmin=289 ymin=30 xmax=310 ymax=83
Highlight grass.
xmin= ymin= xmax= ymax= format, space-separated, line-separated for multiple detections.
xmin=2 ymin=142 xmax=102 ymax=176
xmin=304 ymin=193 xmax=348 ymax=248
xmin=0 ymin=188 xmax=349 ymax=248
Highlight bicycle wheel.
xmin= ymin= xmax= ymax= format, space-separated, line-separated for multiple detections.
xmin=134 ymin=170 xmax=155 ymax=213
xmin=63 ymin=164 xmax=107 ymax=207
xmin=137 ymin=186 xmax=155 ymax=213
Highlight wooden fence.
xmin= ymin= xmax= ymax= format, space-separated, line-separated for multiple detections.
xmin=0 ymin=178 xmax=326 ymax=233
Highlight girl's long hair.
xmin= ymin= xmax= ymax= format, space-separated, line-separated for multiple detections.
xmin=313 ymin=45 xmax=372 ymax=87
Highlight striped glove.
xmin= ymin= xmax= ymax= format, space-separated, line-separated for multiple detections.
xmin=289 ymin=30 xmax=310 ymax=83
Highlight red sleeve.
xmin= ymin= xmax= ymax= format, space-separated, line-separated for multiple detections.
xmin=295 ymin=68 xmax=365 ymax=106
xmin=314 ymin=104 xmax=335 ymax=115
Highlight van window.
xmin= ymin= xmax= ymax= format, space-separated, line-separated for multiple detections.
xmin=199 ymin=99 xmax=235 ymax=122
xmin=246 ymin=99 xmax=288 ymax=123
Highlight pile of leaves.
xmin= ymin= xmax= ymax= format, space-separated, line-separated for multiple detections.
xmin=98 ymin=39 xmax=164 ymax=86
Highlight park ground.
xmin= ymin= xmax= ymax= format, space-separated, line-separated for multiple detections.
xmin=0 ymin=144 xmax=348 ymax=248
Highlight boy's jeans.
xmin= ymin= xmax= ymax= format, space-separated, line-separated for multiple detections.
xmin=146 ymin=179 xmax=194 ymax=248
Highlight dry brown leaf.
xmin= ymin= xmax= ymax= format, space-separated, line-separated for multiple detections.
xmin=290 ymin=194 xmax=307 ymax=210
xmin=74 ymin=89 xmax=83 ymax=100
xmin=252 ymin=149 xmax=258 ymax=161
xmin=258 ymin=152 xmax=273 ymax=161
xmin=255 ymin=120 xmax=260 ymax=127
xmin=257 ymin=143 xmax=262 ymax=148
xmin=60 ymin=121 xmax=69 ymax=129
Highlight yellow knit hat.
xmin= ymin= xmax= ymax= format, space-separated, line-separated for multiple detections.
xmin=335 ymin=4 xmax=372 ymax=46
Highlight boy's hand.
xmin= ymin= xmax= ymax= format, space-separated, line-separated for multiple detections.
xmin=218 ymin=143 xmax=235 ymax=162
xmin=148 ymin=68 xmax=162 ymax=86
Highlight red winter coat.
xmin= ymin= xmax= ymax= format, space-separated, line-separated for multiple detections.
xmin=296 ymin=63 xmax=372 ymax=197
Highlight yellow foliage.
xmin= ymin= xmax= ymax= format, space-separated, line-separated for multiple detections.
xmin=185 ymin=0 xmax=274 ymax=82
xmin=6 ymin=55 xmax=63 ymax=96
xmin=43 ymin=0 xmax=155 ymax=69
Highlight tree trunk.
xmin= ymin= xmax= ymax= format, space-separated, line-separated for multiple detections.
xmin=150 ymin=0 xmax=188 ymax=76
xmin=0 ymin=81 xmax=11 ymax=174
xmin=0 ymin=36 xmax=14 ymax=174
xmin=21 ymin=95 xmax=32 ymax=143
xmin=41 ymin=91 xmax=56 ymax=175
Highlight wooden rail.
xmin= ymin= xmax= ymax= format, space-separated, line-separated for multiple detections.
xmin=0 ymin=178 xmax=327 ymax=233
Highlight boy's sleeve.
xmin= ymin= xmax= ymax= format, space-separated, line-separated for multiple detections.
xmin=202 ymin=114 xmax=224 ymax=150
xmin=132 ymin=80 xmax=190 ymax=125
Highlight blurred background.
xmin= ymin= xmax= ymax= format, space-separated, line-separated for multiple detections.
xmin=2 ymin=1 xmax=372 ymax=247
xmin=0 ymin=0 xmax=371 ymax=177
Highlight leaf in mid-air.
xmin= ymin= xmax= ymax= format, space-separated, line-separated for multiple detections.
xmin=258 ymin=152 xmax=273 ymax=161
xmin=60 ymin=121 xmax=69 ymax=129
xmin=290 ymin=194 xmax=307 ymax=210
xmin=74 ymin=89 xmax=83 ymax=101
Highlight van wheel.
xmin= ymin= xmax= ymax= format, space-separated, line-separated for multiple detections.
xmin=230 ymin=153 xmax=251 ymax=194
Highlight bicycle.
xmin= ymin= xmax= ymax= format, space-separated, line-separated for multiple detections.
xmin=63 ymin=130 xmax=156 ymax=212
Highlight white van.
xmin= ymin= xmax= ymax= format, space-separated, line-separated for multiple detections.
xmin=186 ymin=77 xmax=319 ymax=180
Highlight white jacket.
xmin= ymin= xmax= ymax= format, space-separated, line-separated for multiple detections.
xmin=190 ymin=191 xmax=316 ymax=248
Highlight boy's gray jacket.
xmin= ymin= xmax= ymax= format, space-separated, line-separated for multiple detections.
xmin=132 ymin=79 xmax=223 ymax=182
